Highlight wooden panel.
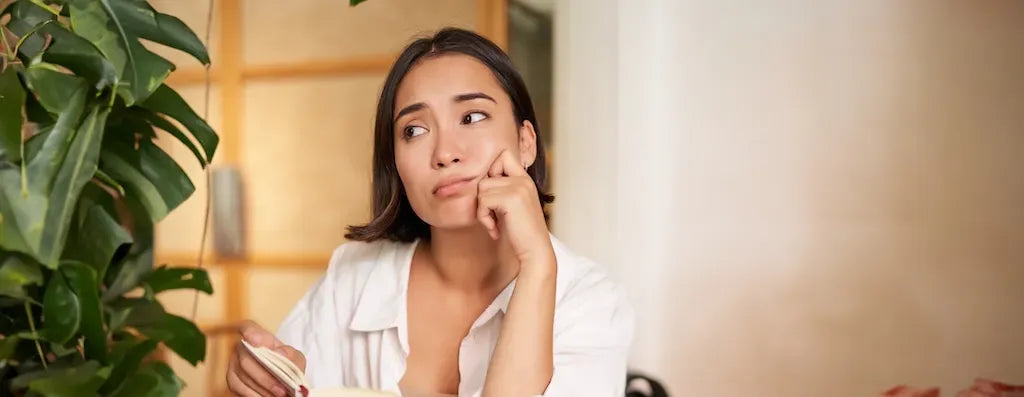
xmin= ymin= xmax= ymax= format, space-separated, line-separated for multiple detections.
xmin=156 ymin=253 xmax=331 ymax=269
xmin=241 ymin=75 xmax=382 ymax=254
xmin=246 ymin=267 xmax=325 ymax=331
xmin=166 ymin=55 xmax=394 ymax=86
xmin=154 ymin=85 xmax=221 ymax=255
xmin=243 ymin=55 xmax=394 ymax=81
xmin=242 ymin=0 xmax=478 ymax=64
xmin=169 ymin=328 xmax=232 ymax=397
xmin=147 ymin=0 xmax=220 ymax=69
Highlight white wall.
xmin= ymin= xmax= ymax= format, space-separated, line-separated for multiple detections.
xmin=552 ymin=1 xmax=1024 ymax=395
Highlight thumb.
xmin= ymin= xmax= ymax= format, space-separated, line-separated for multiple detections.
xmin=238 ymin=320 xmax=279 ymax=348
xmin=275 ymin=345 xmax=307 ymax=372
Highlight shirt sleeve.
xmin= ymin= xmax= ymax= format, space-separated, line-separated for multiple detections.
xmin=541 ymin=268 xmax=635 ymax=397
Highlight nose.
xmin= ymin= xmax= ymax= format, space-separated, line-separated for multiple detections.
xmin=431 ymin=126 xmax=463 ymax=169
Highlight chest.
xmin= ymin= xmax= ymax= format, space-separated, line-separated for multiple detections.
xmin=400 ymin=288 xmax=493 ymax=394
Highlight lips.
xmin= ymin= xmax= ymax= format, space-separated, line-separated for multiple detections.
xmin=433 ymin=176 xmax=477 ymax=198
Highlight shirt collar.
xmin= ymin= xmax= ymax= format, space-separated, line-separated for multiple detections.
xmin=348 ymin=234 xmax=564 ymax=332
xmin=348 ymin=239 xmax=418 ymax=332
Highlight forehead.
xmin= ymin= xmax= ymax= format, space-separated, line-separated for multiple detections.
xmin=394 ymin=53 xmax=508 ymax=109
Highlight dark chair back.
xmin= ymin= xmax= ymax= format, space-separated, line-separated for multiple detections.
xmin=626 ymin=372 xmax=669 ymax=397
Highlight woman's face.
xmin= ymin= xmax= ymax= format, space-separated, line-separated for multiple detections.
xmin=393 ymin=54 xmax=537 ymax=230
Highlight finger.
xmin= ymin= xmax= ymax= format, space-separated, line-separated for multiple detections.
xmin=487 ymin=150 xmax=507 ymax=178
xmin=882 ymin=385 xmax=907 ymax=396
xmin=915 ymin=387 xmax=941 ymax=397
xmin=476 ymin=194 xmax=499 ymax=240
xmin=973 ymin=380 xmax=1000 ymax=394
xmin=488 ymin=149 xmax=527 ymax=178
xmin=236 ymin=343 xmax=287 ymax=397
xmin=957 ymin=390 xmax=996 ymax=397
xmin=974 ymin=378 xmax=1024 ymax=393
xmin=238 ymin=320 xmax=280 ymax=348
xmin=276 ymin=345 xmax=307 ymax=373
xmin=227 ymin=360 xmax=263 ymax=397
xmin=477 ymin=176 xmax=512 ymax=193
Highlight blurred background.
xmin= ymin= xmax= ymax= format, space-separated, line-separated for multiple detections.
xmin=150 ymin=0 xmax=1024 ymax=396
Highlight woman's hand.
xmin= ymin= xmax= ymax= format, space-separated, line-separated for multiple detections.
xmin=476 ymin=149 xmax=554 ymax=270
xmin=955 ymin=378 xmax=1024 ymax=397
xmin=227 ymin=320 xmax=306 ymax=397
xmin=477 ymin=149 xmax=557 ymax=396
xmin=881 ymin=386 xmax=940 ymax=397
xmin=878 ymin=379 xmax=1024 ymax=397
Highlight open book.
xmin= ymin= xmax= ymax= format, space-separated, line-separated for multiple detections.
xmin=241 ymin=340 xmax=398 ymax=397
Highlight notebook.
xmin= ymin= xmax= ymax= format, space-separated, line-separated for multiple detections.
xmin=240 ymin=340 xmax=397 ymax=397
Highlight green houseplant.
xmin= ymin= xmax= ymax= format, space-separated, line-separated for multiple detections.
xmin=0 ymin=0 xmax=217 ymax=395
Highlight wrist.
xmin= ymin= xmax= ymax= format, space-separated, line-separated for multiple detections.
xmin=518 ymin=251 xmax=557 ymax=281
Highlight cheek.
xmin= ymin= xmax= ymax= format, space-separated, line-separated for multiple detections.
xmin=467 ymin=127 xmax=518 ymax=165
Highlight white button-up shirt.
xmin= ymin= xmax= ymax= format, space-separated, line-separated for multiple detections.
xmin=275 ymin=235 xmax=634 ymax=397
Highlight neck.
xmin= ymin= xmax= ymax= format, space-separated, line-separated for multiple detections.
xmin=425 ymin=224 xmax=518 ymax=292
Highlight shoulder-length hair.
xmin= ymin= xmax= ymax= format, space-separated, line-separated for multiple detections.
xmin=345 ymin=28 xmax=553 ymax=242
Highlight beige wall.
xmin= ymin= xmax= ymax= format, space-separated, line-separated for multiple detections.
xmin=554 ymin=0 xmax=1024 ymax=395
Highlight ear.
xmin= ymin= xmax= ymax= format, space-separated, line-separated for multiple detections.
xmin=517 ymin=120 xmax=538 ymax=168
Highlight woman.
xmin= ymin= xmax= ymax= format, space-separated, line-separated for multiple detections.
xmin=226 ymin=28 xmax=634 ymax=397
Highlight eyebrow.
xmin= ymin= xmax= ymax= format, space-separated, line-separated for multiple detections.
xmin=394 ymin=92 xmax=497 ymax=122
xmin=454 ymin=92 xmax=496 ymax=103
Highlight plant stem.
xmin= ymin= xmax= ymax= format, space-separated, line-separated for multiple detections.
xmin=23 ymin=301 xmax=48 ymax=370
xmin=21 ymin=139 xmax=27 ymax=196
xmin=27 ymin=0 xmax=59 ymax=16
xmin=0 ymin=28 xmax=12 ymax=60
xmin=13 ymin=20 xmax=54 ymax=58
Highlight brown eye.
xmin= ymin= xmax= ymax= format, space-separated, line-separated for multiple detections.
xmin=462 ymin=112 xmax=488 ymax=125
xmin=404 ymin=126 xmax=427 ymax=138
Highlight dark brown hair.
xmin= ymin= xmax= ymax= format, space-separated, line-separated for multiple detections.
xmin=345 ymin=28 xmax=554 ymax=242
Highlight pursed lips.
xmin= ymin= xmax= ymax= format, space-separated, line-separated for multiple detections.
xmin=433 ymin=176 xmax=477 ymax=197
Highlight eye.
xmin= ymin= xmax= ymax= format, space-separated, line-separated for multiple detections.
xmin=462 ymin=111 xmax=488 ymax=125
xmin=403 ymin=125 xmax=428 ymax=139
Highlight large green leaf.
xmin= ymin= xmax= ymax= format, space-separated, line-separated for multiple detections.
xmin=25 ymin=89 xmax=56 ymax=127
xmin=40 ymin=23 xmax=119 ymax=90
xmin=102 ymin=246 xmax=152 ymax=302
xmin=101 ymin=191 xmax=154 ymax=303
xmin=36 ymin=105 xmax=110 ymax=267
xmin=144 ymin=266 xmax=212 ymax=294
xmin=141 ymin=84 xmax=217 ymax=162
xmin=65 ymin=184 xmax=129 ymax=278
xmin=99 ymin=140 xmax=193 ymax=223
xmin=0 ymin=255 xmax=42 ymax=299
xmin=23 ymin=63 xmax=85 ymax=114
xmin=10 ymin=360 xmax=111 ymax=397
xmin=0 ymin=66 xmax=26 ymax=163
xmin=106 ymin=0 xmax=210 ymax=65
xmin=60 ymin=261 xmax=106 ymax=361
xmin=21 ymin=126 xmax=50 ymax=164
xmin=99 ymin=338 xmax=158 ymax=395
xmin=122 ymin=299 xmax=205 ymax=365
xmin=137 ymin=140 xmax=193 ymax=210
xmin=76 ymin=181 xmax=118 ymax=220
xmin=62 ymin=204 xmax=132 ymax=281
xmin=68 ymin=0 xmax=173 ymax=105
xmin=42 ymin=269 xmax=79 ymax=343
xmin=0 ymin=168 xmax=33 ymax=258
xmin=109 ymin=361 xmax=183 ymax=397
xmin=130 ymin=108 xmax=206 ymax=166
xmin=0 ymin=78 xmax=87 ymax=265
xmin=0 ymin=334 xmax=21 ymax=360
xmin=1 ymin=0 xmax=54 ymax=60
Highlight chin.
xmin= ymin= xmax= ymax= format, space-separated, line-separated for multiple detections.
xmin=427 ymin=196 xmax=480 ymax=229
